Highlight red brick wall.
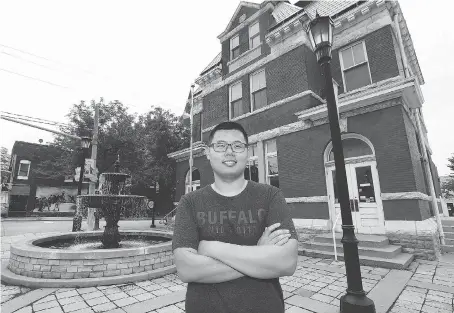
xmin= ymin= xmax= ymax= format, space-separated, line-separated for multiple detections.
xmin=331 ymin=25 xmax=400 ymax=93
xmin=289 ymin=202 xmax=330 ymax=219
xmin=278 ymin=124 xmax=331 ymax=198
xmin=383 ymin=200 xmax=428 ymax=221
xmin=202 ymin=86 xmax=229 ymax=129
xmin=192 ymin=113 xmax=202 ymax=142
xmin=266 ymin=45 xmax=309 ymax=104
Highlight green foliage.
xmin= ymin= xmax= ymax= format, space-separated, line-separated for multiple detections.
xmin=448 ymin=154 xmax=454 ymax=174
xmin=1 ymin=147 xmax=11 ymax=182
xmin=48 ymin=98 xmax=189 ymax=210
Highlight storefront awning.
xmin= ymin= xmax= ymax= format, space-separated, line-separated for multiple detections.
xmin=10 ymin=184 xmax=30 ymax=196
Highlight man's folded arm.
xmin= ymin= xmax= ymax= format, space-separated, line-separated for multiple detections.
xmin=200 ymin=239 xmax=298 ymax=279
xmin=174 ymin=247 xmax=245 ymax=283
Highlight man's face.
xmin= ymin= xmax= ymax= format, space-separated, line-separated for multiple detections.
xmin=206 ymin=129 xmax=248 ymax=181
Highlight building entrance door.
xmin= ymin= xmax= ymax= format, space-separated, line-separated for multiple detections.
xmin=328 ymin=161 xmax=385 ymax=234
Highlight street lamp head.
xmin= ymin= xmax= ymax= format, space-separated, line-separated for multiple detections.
xmin=307 ymin=12 xmax=334 ymax=64
xmin=80 ymin=136 xmax=92 ymax=149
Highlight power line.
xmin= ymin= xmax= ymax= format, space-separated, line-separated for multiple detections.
xmin=0 ymin=43 xmax=94 ymax=76
xmin=0 ymin=111 xmax=71 ymax=127
xmin=1 ymin=51 xmax=62 ymax=73
xmin=0 ymin=68 xmax=69 ymax=89
xmin=0 ymin=114 xmax=71 ymax=128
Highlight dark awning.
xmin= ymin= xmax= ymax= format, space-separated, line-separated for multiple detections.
xmin=10 ymin=184 xmax=30 ymax=196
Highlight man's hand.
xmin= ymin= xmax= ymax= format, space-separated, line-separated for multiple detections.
xmin=258 ymin=223 xmax=291 ymax=246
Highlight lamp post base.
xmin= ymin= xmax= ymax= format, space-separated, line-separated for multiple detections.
xmin=340 ymin=293 xmax=376 ymax=313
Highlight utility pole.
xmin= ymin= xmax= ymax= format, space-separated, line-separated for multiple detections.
xmin=89 ymin=100 xmax=100 ymax=230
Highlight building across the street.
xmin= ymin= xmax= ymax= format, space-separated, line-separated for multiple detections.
xmin=6 ymin=141 xmax=87 ymax=217
xmin=441 ymin=175 xmax=454 ymax=216
xmin=168 ymin=1 xmax=448 ymax=258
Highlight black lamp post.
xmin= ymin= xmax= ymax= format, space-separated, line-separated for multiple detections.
xmin=307 ymin=13 xmax=375 ymax=313
xmin=72 ymin=136 xmax=92 ymax=232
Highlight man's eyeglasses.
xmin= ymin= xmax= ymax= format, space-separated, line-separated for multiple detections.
xmin=208 ymin=141 xmax=247 ymax=153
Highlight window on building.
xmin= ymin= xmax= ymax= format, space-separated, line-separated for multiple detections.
xmin=185 ymin=168 xmax=200 ymax=194
xmin=230 ymin=81 xmax=244 ymax=119
xmin=265 ymin=139 xmax=279 ymax=188
xmin=249 ymin=21 xmax=260 ymax=49
xmin=250 ymin=69 xmax=267 ymax=110
xmin=244 ymin=143 xmax=259 ymax=182
xmin=17 ymin=160 xmax=31 ymax=180
xmin=231 ymin=35 xmax=240 ymax=60
xmin=340 ymin=41 xmax=372 ymax=92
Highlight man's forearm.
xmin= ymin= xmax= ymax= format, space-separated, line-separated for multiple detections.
xmin=202 ymin=241 xmax=297 ymax=279
xmin=174 ymin=249 xmax=244 ymax=283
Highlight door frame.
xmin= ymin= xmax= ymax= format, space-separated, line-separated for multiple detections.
xmin=325 ymin=157 xmax=386 ymax=234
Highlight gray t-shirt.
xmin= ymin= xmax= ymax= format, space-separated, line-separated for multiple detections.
xmin=172 ymin=180 xmax=298 ymax=313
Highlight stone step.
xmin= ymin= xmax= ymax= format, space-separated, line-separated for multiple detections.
xmin=313 ymin=233 xmax=389 ymax=248
xmin=442 ymin=245 xmax=454 ymax=253
xmin=443 ymin=225 xmax=454 ymax=233
xmin=445 ymin=238 xmax=454 ymax=246
xmin=298 ymin=248 xmax=414 ymax=270
xmin=443 ymin=231 xmax=454 ymax=240
xmin=441 ymin=218 xmax=454 ymax=226
xmin=301 ymin=241 xmax=402 ymax=259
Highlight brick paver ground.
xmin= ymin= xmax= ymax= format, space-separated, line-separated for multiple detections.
xmin=1 ymin=232 xmax=453 ymax=313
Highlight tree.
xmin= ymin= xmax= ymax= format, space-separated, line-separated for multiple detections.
xmin=1 ymin=147 xmax=11 ymax=183
xmin=442 ymin=153 xmax=454 ymax=197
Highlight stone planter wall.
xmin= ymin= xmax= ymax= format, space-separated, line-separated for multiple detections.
xmin=8 ymin=231 xmax=174 ymax=279
xmin=387 ymin=232 xmax=441 ymax=261
xmin=296 ymin=227 xmax=329 ymax=244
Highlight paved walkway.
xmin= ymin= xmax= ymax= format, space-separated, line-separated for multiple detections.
xmin=1 ymin=232 xmax=453 ymax=313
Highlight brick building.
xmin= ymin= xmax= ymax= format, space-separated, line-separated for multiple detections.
xmin=168 ymin=1 xmax=446 ymax=249
xmin=7 ymin=141 xmax=87 ymax=216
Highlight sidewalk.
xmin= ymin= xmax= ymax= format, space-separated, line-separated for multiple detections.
xmin=1 ymin=232 xmax=453 ymax=313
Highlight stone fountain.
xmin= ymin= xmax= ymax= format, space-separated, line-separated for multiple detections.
xmin=77 ymin=157 xmax=146 ymax=248
xmin=2 ymin=158 xmax=175 ymax=288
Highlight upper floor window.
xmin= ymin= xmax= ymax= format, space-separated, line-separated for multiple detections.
xmin=249 ymin=21 xmax=260 ymax=49
xmin=340 ymin=41 xmax=372 ymax=92
xmin=229 ymin=81 xmax=244 ymax=119
xmin=265 ymin=139 xmax=279 ymax=188
xmin=185 ymin=168 xmax=201 ymax=194
xmin=244 ymin=143 xmax=259 ymax=182
xmin=250 ymin=69 xmax=267 ymax=110
xmin=17 ymin=160 xmax=31 ymax=180
xmin=231 ymin=35 xmax=240 ymax=60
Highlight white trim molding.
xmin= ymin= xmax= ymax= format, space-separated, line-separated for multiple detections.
xmin=385 ymin=218 xmax=438 ymax=236
xmin=381 ymin=192 xmax=432 ymax=201
xmin=286 ymin=196 xmax=328 ymax=203
xmin=293 ymin=218 xmax=330 ymax=230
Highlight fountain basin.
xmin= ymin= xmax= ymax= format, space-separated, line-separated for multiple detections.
xmin=4 ymin=231 xmax=176 ymax=287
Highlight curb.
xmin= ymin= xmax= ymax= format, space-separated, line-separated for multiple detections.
xmin=1 ymin=263 xmax=177 ymax=288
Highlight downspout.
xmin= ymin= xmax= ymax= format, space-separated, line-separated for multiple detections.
xmin=393 ymin=11 xmax=411 ymax=78
xmin=413 ymin=109 xmax=445 ymax=246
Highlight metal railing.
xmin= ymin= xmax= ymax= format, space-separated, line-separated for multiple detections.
xmin=162 ymin=206 xmax=178 ymax=225
xmin=332 ymin=211 xmax=341 ymax=261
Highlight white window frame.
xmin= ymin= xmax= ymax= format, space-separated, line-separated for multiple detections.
xmin=339 ymin=41 xmax=373 ymax=92
xmin=229 ymin=80 xmax=243 ymax=120
xmin=249 ymin=21 xmax=260 ymax=50
xmin=249 ymin=68 xmax=267 ymax=111
xmin=265 ymin=139 xmax=278 ymax=186
xmin=17 ymin=160 xmax=31 ymax=180
xmin=230 ymin=34 xmax=240 ymax=61
xmin=245 ymin=143 xmax=259 ymax=182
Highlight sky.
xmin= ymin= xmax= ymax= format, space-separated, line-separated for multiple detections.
xmin=0 ymin=0 xmax=453 ymax=176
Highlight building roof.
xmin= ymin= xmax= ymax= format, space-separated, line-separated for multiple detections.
xmin=303 ymin=1 xmax=359 ymax=19
xmin=272 ymin=2 xmax=302 ymax=24
xmin=200 ymin=52 xmax=222 ymax=76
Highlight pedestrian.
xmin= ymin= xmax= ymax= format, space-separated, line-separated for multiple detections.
xmin=172 ymin=121 xmax=299 ymax=313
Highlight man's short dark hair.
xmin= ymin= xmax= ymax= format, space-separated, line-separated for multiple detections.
xmin=207 ymin=121 xmax=249 ymax=144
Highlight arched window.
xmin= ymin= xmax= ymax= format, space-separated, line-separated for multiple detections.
xmin=185 ymin=168 xmax=201 ymax=194
xmin=325 ymin=134 xmax=375 ymax=163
